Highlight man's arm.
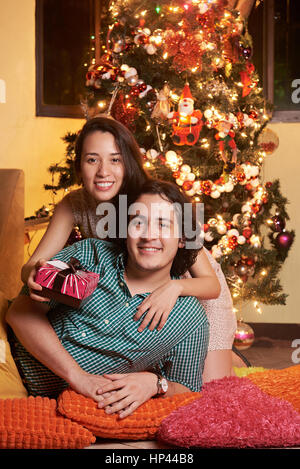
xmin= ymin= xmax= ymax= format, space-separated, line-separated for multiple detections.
xmin=95 ymin=323 xmax=208 ymax=418
xmin=6 ymin=295 xmax=112 ymax=402
xmin=93 ymin=371 xmax=190 ymax=419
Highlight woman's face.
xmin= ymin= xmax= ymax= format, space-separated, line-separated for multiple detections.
xmin=80 ymin=130 xmax=125 ymax=202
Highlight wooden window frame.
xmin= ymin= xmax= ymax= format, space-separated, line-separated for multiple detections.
xmin=35 ymin=0 xmax=102 ymax=118
xmin=264 ymin=0 xmax=300 ymax=122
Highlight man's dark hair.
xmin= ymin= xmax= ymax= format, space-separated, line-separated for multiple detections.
xmin=74 ymin=115 xmax=149 ymax=197
xmin=126 ymin=179 xmax=203 ymax=277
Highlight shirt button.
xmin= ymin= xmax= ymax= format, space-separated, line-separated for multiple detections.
xmin=81 ymin=332 xmax=87 ymax=338
xmin=104 ymin=319 xmax=109 ymax=325
xmin=119 ymin=282 xmax=124 ymax=287
xmin=125 ymin=302 xmax=129 ymax=307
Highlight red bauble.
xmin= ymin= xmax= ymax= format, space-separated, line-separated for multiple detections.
xmin=182 ymin=181 xmax=193 ymax=191
xmin=203 ymin=224 xmax=209 ymax=233
xmin=265 ymin=182 xmax=272 ymax=188
xmin=130 ymin=86 xmax=140 ymax=97
xmin=236 ymin=171 xmax=246 ymax=183
xmin=243 ymin=227 xmax=252 ymax=239
xmin=251 ymin=202 xmax=261 ymax=214
xmin=246 ymin=257 xmax=255 ymax=266
xmin=173 ymin=171 xmax=181 ymax=179
xmin=200 ymin=180 xmax=213 ymax=195
xmin=248 ymin=110 xmax=258 ymax=119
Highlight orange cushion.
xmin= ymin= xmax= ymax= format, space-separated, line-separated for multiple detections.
xmin=58 ymin=389 xmax=202 ymax=440
xmin=0 ymin=396 xmax=95 ymax=449
xmin=247 ymin=365 xmax=300 ymax=412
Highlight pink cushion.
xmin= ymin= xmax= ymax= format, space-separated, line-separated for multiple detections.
xmin=158 ymin=376 xmax=300 ymax=448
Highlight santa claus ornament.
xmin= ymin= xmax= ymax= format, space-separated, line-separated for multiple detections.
xmin=214 ymin=115 xmax=238 ymax=169
xmin=168 ymin=83 xmax=203 ymax=146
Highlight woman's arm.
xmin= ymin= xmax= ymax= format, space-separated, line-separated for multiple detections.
xmin=22 ymin=197 xmax=75 ymax=300
xmin=22 ymin=196 xmax=75 ymax=282
xmin=135 ymin=249 xmax=220 ymax=332
xmin=177 ymin=248 xmax=221 ymax=299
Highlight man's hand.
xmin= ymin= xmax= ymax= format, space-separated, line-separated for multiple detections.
xmin=68 ymin=370 xmax=115 ymax=404
xmin=134 ymin=280 xmax=182 ymax=332
xmin=96 ymin=372 xmax=158 ymax=419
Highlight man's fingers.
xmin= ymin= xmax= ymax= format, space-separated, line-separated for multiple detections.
xmin=104 ymin=395 xmax=133 ymax=414
xmin=103 ymin=373 xmax=128 ymax=380
xmin=97 ymin=389 xmax=125 ymax=408
xmin=119 ymin=401 xmax=139 ymax=419
xmin=97 ymin=380 xmax=125 ymax=395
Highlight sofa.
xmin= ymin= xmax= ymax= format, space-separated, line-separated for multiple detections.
xmin=0 ymin=169 xmax=24 ymax=300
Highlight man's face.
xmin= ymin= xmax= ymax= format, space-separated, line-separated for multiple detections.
xmin=126 ymin=193 xmax=184 ymax=274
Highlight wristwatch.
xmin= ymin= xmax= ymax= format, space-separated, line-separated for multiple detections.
xmin=156 ymin=374 xmax=168 ymax=395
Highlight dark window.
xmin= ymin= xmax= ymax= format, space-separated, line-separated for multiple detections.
xmin=36 ymin=0 xmax=98 ymax=118
xmin=273 ymin=0 xmax=300 ymax=112
xmin=249 ymin=0 xmax=300 ymax=121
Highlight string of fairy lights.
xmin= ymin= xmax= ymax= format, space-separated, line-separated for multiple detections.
xmin=79 ymin=0 xmax=292 ymax=320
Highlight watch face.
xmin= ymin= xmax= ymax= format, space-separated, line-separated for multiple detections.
xmin=161 ymin=378 xmax=168 ymax=393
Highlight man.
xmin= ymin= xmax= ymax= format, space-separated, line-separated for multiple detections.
xmin=7 ymin=180 xmax=216 ymax=419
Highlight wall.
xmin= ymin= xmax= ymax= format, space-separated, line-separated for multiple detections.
xmin=0 ymin=1 xmax=299 ymax=323
xmin=0 ymin=0 xmax=84 ymax=219
xmin=242 ymin=122 xmax=300 ymax=325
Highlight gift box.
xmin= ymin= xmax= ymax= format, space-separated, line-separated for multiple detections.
xmin=33 ymin=257 xmax=100 ymax=308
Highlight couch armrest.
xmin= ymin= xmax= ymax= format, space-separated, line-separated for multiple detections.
xmin=0 ymin=170 xmax=24 ymax=299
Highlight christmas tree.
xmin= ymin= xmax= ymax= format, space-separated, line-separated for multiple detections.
xmin=45 ymin=0 xmax=294 ymax=314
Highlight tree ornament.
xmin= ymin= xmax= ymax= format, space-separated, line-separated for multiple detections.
xmin=214 ymin=116 xmax=238 ymax=165
xmin=242 ymin=227 xmax=252 ymax=239
xmin=275 ymin=231 xmax=294 ymax=250
xmin=270 ymin=215 xmax=286 ymax=233
xmin=258 ymin=127 xmax=279 ymax=155
xmin=146 ymin=149 xmax=159 ymax=161
xmin=182 ymin=180 xmax=193 ymax=192
xmin=235 ymin=262 xmax=248 ymax=277
xmin=151 ymin=84 xmax=171 ymax=121
xmin=200 ymin=180 xmax=213 ymax=195
xmin=168 ymin=83 xmax=203 ymax=146
xmin=240 ymin=62 xmax=255 ymax=97
xmin=134 ymin=28 xmax=151 ymax=46
xmin=240 ymin=45 xmax=252 ymax=60
xmin=234 ymin=320 xmax=254 ymax=350
xmin=250 ymin=234 xmax=261 ymax=248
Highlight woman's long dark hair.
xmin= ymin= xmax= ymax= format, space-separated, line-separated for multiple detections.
xmin=74 ymin=116 xmax=149 ymax=197
xmin=126 ymin=179 xmax=203 ymax=277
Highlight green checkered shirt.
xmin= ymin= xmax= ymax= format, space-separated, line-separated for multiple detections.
xmin=12 ymin=239 xmax=209 ymax=398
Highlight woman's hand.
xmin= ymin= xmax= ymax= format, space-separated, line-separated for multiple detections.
xmin=27 ymin=259 xmax=50 ymax=302
xmin=134 ymin=280 xmax=182 ymax=332
xmin=97 ymin=372 xmax=158 ymax=419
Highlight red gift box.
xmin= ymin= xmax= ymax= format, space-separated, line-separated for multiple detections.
xmin=33 ymin=257 xmax=100 ymax=308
